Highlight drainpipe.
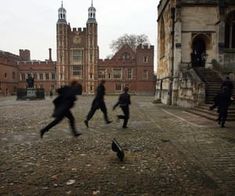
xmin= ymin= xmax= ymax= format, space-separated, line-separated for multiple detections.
xmin=169 ymin=7 xmax=175 ymax=105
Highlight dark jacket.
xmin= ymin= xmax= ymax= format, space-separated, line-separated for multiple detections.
xmin=221 ymin=79 xmax=234 ymax=96
xmin=113 ymin=92 xmax=131 ymax=109
xmin=95 ymin=83 xmax=105 ymax=100
xmin=52 ymin=85 xmax=82 ymax=117
xmin=214 ymin=88 xmax=231 ymax=111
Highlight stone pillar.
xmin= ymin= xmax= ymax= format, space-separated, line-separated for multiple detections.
xmin=172 ymin=6 xmax=182 ymax=105
xmin=217 ymin=2 xmax=225 ymax=67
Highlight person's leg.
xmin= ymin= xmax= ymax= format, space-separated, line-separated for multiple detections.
xmin=86 ymin=107 xmax=97 ymax=121
xmin=65 ymin=110 xmax=81 ymax=137
xmin=122 ymin=107 xmax=129 ymax=128
xmin=221 ymin=109 xmax=228 ymax=128
xmin=100 ymin=101 xmax=111 ymax=123
xmin=40 ymin=115 xmax=64 ymax=138
xmin=84 ymin=101 xmax=98 ymax=127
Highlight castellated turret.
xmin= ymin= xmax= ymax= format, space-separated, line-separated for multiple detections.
xmin=56 ymin=1 xmax=99 ymax=93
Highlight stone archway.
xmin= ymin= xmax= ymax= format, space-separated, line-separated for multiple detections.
xmin=191 ymin=34 xmax=208 ymax=67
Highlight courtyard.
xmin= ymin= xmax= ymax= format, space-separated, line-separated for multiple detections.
xmin=0 ymin=95 xmax=235 ymax=195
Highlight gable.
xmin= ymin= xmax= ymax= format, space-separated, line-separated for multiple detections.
xmin=111 ymin=44 xmax=136 ymax=61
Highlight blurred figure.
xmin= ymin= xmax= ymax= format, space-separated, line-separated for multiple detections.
xmin=49 ymin=89 xmax=53 ymax=98
xmin=210 ymin=86 xmax=231 ymax=128
xmin=221 ymin=76 xmax=234 ymax=98
xmin=40 ymin=80 xmax=82 ymax=138
xmin=84 ymin=80 xmax=112 ymax=128
xmin=113 ymin=87 xmax=131 ymax=128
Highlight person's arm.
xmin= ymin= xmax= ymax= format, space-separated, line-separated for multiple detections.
xmin=128 ymin=94 xmax=131 ymax=105
xmin=113 ymin=95 xmax=121 ymax=110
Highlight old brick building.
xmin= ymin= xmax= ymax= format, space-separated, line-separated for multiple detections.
xmin=0 ymin=49 xmax=56 ymax=96
xmin=56 ymin=2 xmax=98 ymax=94
xmin=17 ymin=49 xmax=56 ymax=92
xmin=0 ymin=51 xmax=19 ymax=96
xmin=0 ymin=1 xmax=155 ymax=96
xmin=98 ymin=44 xmax=155 ymax=95
xmin=56 ymin=1 xmax=155 ymax=95
xmin=156 ymin=0 xmax=235 ymax=107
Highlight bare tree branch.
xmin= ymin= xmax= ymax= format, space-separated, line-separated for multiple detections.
xmin=110 ymin=34 xmax=149 ymax=54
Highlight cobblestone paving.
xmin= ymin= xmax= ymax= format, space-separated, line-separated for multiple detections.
xmin=0 ymin=96 xmax=235 ymax=195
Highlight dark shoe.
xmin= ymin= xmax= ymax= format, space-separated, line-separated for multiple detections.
xmin=40 ymin=128 xmax=47 ymax=139
xmin=74 ymin=132 xmax=82 ymax=137
xmin=209 ymin=105 xmax=216 ymax=110
xmin=122 ymin=126 xmax=128 ymax=129
xmin=84 ymin=120 xmax=89 ymax=128
xmin=106 ymin=120 xmax=112 ymax=124
xmin=221 ymin=123 xmax=225 ymax=128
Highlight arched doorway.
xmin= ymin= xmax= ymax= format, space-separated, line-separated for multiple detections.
xmin=191 ymin=35 xmax=207 ymax=67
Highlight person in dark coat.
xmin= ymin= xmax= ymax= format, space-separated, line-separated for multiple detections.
xmin=84 ymin=80 xmax=112 ymax=128
xmin=221 ymin=76 xmax=234 ymax=98
xmin=113 ymin=87 xmax=131 ymax=128
xmin=210 ymin=86 xmax=231 ymax=128
xmin=40 ymin=80 xmax=82 ymax=138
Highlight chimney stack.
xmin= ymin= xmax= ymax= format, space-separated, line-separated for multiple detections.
xmin=49 ymin=48 xmax=52 ymax=61
xmin=19 ymin=49 xmax=31 ymax=61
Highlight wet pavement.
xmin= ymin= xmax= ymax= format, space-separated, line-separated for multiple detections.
xmin=0 ymin=96 xmax=235 ymax=195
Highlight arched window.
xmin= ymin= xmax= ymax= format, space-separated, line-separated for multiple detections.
xmin=225 ymin=11 xmax=235 ymax=48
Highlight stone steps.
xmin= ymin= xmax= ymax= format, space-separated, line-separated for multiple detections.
xmin=193 ymin=68 xmax=223 ymax=103
xmin=187 ymin=104 xmax=235 ymax=121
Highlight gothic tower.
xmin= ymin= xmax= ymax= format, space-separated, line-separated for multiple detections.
xmin=56 ymin=1 xmax=69 ymax=87
xmin=86 ymin=0 xmax=98 ymax=93
xmin=56 ymin=1 xmax=99 ymax=93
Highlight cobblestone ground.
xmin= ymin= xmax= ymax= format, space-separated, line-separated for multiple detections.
xmin=0 ymin=96 xmax=235 ymax=195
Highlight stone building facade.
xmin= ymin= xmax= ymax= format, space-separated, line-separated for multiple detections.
xmin=156 ymin=0 xmax=235 ymax=107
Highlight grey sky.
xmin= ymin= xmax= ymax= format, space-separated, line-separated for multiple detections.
xmin=0 ymin=0 xmax=158 ymax=61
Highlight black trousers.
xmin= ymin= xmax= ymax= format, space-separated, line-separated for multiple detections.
xmin=86 ymin=99 xmax=109 ymax=122
xmin=117 ymin=106 xmax=129 ymax=128
xmin=218 ymin=107 xmax=228 ymax=126
xmin=43 ymin=110 xmax=77 ymax=136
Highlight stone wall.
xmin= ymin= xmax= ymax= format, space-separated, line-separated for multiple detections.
xmin=177 ymin=68 xmax=205 ymax=108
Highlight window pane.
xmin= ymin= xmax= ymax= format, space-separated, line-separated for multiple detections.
xmin=225 ymin=23 xmax=230 ymax=48
xmin=46 ymin=73 xmax=49 ymax=80
xmin=72 ymin=50 xmax=83 ymax=63
xmin=143 ymin=70 xmax=148 ymax=80
xmin=33 ymin=73 xmax=37 ymax=80
xmin=113 ymin=69 xmax=122 ymax=79
xmin=127 ymin=68 xmax=132 ymax=79
xmin=72 ymin=65 xmax=82 ymax=77
xmin=115 ymin=83 xmax=122 ymax=91
xmin=51 ymin=73 xmax=55 ymax=80
xmin=232 ymin=23 xmax=235 ymax=48
xmin=98 ymin=69 xmax=105 ymax=79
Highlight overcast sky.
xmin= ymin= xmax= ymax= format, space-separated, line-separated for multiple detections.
xmin=0 ymin=0 xmax=158 ymax=62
